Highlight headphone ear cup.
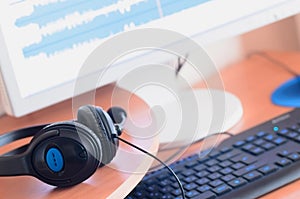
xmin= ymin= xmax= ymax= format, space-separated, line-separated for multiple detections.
xmin=77 ymin=105 xmax=118 ymax=165
xmin=30 ymin=121 xmax=102 ymax=187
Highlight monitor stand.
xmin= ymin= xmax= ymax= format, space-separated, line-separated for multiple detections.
xmin=122 ymin=87 xmax=243 ymax=148
xmin=271 ymin=77 xmax=300 ymax=107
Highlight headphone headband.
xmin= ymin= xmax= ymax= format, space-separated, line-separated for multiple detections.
xmin=0 ymin=124 xmax=48 ymax=148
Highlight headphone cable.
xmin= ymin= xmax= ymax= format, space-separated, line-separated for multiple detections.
xmin=117 ymin=136 xmax=186 ymax=199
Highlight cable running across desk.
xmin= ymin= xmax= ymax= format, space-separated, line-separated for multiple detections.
xmin=117 ymin=137 xmax=186 ymax=199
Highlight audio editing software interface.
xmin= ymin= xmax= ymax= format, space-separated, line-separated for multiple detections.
xmin=0 ymin=0 xmax=210 ymax=98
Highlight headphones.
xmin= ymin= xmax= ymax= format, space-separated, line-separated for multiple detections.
xmin=0 ymin=105 xmax=127 ymax=187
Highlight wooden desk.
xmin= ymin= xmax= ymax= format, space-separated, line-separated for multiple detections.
xmin=0 ymin=85 xmax=159 ymax=199
xmin=0 ymin=51 xmax=300 ymax=198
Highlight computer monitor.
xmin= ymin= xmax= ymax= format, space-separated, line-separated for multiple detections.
xmin=0 ymin=0 xmax=300 ymax=117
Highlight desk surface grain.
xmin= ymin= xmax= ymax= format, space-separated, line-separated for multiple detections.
xmin=0 ymin=51 xmax=300 ymax=198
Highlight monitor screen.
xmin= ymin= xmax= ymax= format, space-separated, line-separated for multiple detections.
xmin=0 ymin=0 xmax=299 ymax=116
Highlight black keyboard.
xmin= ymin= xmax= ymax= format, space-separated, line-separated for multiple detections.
xmin=126 ymin=109 xmax=300 ymax=199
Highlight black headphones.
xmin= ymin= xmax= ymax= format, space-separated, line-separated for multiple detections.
xmin=0 ymin=105 xmax=127 ymax=187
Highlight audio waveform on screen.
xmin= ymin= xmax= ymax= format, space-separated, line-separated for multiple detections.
xmin=14 ymin=0 xmax=210 ymax=58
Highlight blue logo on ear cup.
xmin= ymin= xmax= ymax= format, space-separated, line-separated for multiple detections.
xmin=46 ymin=148 xmax=64 ymax=172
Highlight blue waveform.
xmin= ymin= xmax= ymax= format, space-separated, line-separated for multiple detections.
xmin=22 ymin=0 xmax=159 ymax=57
xmin=160 ymin=0 xmax=211 ymax=16
xmin=16 ymin=0 xmax=211 ymax=58
xmin=15 ymin=0 xmax=118 ymax=27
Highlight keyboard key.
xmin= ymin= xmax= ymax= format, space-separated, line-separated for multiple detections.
xmin=217 ymin=150 xmax=240 ymax=161
xmin=212 ymin=184 xmax=232 ymax=195
xmin=207 ymin=165 xmax=221 ymax=173
xmin=231 ymin=154 xmax=256 ymax=165
xmin=221 ymin=174 xmax=235 ymax=182
xmin=182 ymin=169 xmax=195 ymax=177
xmin=196 ymin=191 xmax=216 ymax=199
xmin=242 ymin=144 xmax=255 ymax=152
xmin=172 ymin=182 xmax=181 ymax=188
xmin=185 ymin=160 xmax=198 ymax=169
xmin=158 ymin=173 xmax=169 ymax=181
xmin=295 ymin=135 xmax=300 ymax=142
xmin=289 ymin=124 xmax=298 ymax=130
xmin=193 ymin=164 xmax=206 ymax=172
xmin=273 ymin=137 xmax=287 ymax=145
xmin=197 ymin=185 xmax=212 ymax=193
xmin=243 ymin=171 xmax=262 ymax=181
xmin=287 ymin=132 xmax=298 ymax=139
xmin=209 ymin=179 xmax=224 ymax=187
xmin=276 ymin=158 xmax=292 ymax=167
xmin=262 ymin=142 xmax=276 ymax=150
xmin=249 ymin=147 xmax=264 ymax=155
xmin=288 ymin=153 xmax=300 ymax=161
xmin=208 ymin=172 xmax=222 ymax=180
xmin=228 ymin=178 xmax=247 ymax=188
xmin=277 ymin=149 xmax=290 ymax=157
xmin=171 ymin=189 xmax=182 ymax=196
xmin=277 ymin=128 xmax=289 ymax=137
xmin=172 ymin=166 xmax=185 ymax=174
xmin=264 ymin=134 xmax=275 ymax=141
xmin=147 ymin=185 xmax=157 ymax=192
xmin=184 ymin=183 xmax=198 ymax=191
xmin=196 ymin=170 xmax=210 ymax=178
xmin=161 ymin=186 xmax=173 ymax=193
xmin=196 ymin=178 xmax=210 ymax=185
xmin=206 ymin=159 xmax=219 ymax=167
xmin=145 ymin=178 xmax=157 ymax=186
xmin=258 ymin=164 xmax=278 ymax=175
xmin=254 ymin=139 xmax=265 ymax=146
xmin=219 ymin=160 xmax=233 ymax=168
xmin=133 ymin=190 xmax=147 ymax=197
xmin=162 ymin=194 xmax=173 ymax=199
xmin=256 ymin=131 xmax=266 ymax=137
xmin=184 ymin=176 xmax=198 ymax=183
xmin=186 ymin=190 xmax=200 ymax=198
xmin=160 ymin=179 xmax=171 ymax=186
xmin=174 ymin=196 xmax=183 ymax=199
xmin=234 ymin=140 xmax=246 ymax=147
xmin=149 ymin=192 xmax=162 ymax=198
xmin=231 ymin=162 xmax=246 ymax=170
xmin=209 ymin=150 xmax=221 ymax=158
xmin=198 ymin=157 xmax=210 ymax=164
xmin=246 ymin=135 xmax=256 ymax=142
xmin=220 ymin=167 xmax=233 ymax=175
xmin=233 ymin=162 xmax=263 ymax=176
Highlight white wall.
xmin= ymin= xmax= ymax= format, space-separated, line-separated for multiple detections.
xmin=204 ymin=37 xmax=244 ymax=70
xmin=205 ymin=14 xmax=300 ymax=72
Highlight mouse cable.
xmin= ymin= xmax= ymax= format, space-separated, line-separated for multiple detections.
xmin=248 ymin=51 xmax=299 ymax=77
xmin=117 ymin=136 xmax=186 ymax=199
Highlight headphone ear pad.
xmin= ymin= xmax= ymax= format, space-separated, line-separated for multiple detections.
xmin=30 ymin=121 xmax=102 ymax=187
xmin=77 ymin=105 xmax=117 ymax=165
